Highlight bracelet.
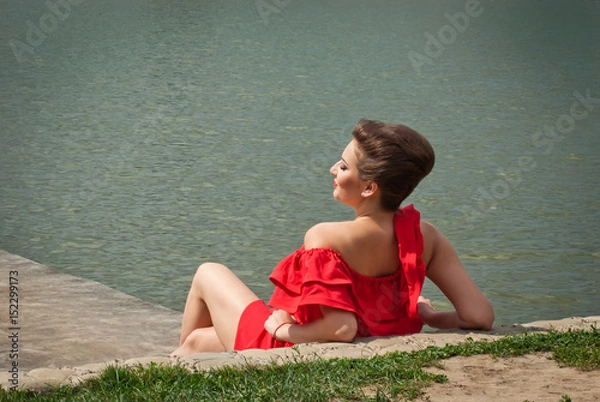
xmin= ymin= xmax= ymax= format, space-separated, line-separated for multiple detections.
xmin=273 ymin=322 xmax=290 ymax=340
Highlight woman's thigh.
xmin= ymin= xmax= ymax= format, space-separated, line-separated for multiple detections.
xmin=195 ymin=262 xmax=261 ymax=349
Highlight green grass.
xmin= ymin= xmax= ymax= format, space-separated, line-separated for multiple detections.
xmin=3 ymin=328 xmax=598 ymax=402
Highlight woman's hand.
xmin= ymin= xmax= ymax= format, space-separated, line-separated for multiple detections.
xmin=264 ymin=309 xmax=296 ymax=339
xmin=417 ymin=295 xmax=437 ymax=323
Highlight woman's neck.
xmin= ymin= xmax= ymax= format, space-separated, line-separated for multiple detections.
xmin=354 ymin=201 xmax=396 ymax=223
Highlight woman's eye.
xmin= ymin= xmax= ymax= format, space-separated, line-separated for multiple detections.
xmin=340 ymin=165 xmax=348 ymax=171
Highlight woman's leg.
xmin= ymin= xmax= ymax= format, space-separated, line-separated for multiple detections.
xmin=172 ymin=327 xmax=225 ymax=356
xmin=177 ymin=262 xmax=260 ymax=352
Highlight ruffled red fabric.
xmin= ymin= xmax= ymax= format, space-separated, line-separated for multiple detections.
xmin=269 ymin=204 xmax=425 ymax=338
xmin=234 ymin=204 xmax=426 ymax=350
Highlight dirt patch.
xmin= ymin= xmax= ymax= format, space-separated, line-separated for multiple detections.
xmin=421 ymin=353 xmax=599 ymax=401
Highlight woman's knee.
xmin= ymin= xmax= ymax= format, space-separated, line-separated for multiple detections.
xmin=179 ymin=327 xmax=224 ymax=354
xmin=192 ymin=262 xmax=233 ymax=291
xmin=194 ymin=262 xmax=229 ymax=280
xmin=192 ymin=261 xmax=258 ymax=310
xmin=184 ymin=328 xmax=205 ymax=349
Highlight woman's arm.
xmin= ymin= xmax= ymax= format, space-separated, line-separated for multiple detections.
xmin=264 ymin=222 xmax=357 ymax=344
xmin=419 ymin=221 xmax=494 ymax=330
xmin=264 ymin=306 xmax=358 ymax=344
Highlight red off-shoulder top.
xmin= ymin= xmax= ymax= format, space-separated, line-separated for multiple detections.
xmin=233 ymin=204 xmax=426 ymax=350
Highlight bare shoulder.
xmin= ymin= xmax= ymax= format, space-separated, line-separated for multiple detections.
xmin=420 ymin=220 xmax=443 ymax=266
xmin=304 ymin=221 xmax=352 ymax=250
xmin=420 ymin=219 xmax=462 ymax=269
xmin=420 ymin=220 xmax=440 ymax=240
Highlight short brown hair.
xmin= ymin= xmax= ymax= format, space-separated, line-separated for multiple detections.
xmin=352 ymin=119 xmax=435 ymax=211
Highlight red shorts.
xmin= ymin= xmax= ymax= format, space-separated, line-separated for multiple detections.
xmin=234 ymin=300 xmax=293 ymax=350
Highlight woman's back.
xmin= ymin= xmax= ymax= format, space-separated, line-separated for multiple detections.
xmin=304 ymin=214 xmax=401 ymax=278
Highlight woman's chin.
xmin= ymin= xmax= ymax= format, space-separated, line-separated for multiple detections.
xmin=331 ymin=194 xmax=348 ymax=206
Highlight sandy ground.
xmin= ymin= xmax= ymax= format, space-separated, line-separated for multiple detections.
xmin=1 ymin=250 xmax=598 ymax=400
xmin=420 ymin=352 xmax=599 ymax=402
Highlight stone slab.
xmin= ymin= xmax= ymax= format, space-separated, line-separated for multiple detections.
xmin=0 ymin=250 xmax=182 ymax=374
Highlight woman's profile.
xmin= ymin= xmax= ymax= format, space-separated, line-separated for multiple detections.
xmin=172 ymin=119 xmax=494 ymax=356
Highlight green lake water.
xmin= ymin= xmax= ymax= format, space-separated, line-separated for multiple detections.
xmin=1 ymin=0 xmax=598 ymax=325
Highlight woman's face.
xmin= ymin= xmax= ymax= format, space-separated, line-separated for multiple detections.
xmin=329 ymin=140 xmax=368 ymax=206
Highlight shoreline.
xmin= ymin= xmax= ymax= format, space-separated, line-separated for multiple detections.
xmin=1 ymin=250 xmax=598 ymax=394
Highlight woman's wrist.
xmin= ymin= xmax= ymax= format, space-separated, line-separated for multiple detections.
xmin=273 ymin=322 xmax=291 ymax=340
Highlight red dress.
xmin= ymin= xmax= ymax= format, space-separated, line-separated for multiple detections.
xmin=233 ymin=204 xmax=426 ymax=350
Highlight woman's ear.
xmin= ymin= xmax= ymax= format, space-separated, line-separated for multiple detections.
xmin=361 ymin=181 xmax=378 ymax=198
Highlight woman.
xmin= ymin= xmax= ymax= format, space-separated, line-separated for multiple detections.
xmin=172 ymin=119 xmax=494 ymax=356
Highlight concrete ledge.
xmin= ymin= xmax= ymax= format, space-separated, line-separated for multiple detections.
xmin=0 ymin=249 xmax=181 ymax=390
xmin=4 ymin=316 xmax=599 ymax=392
